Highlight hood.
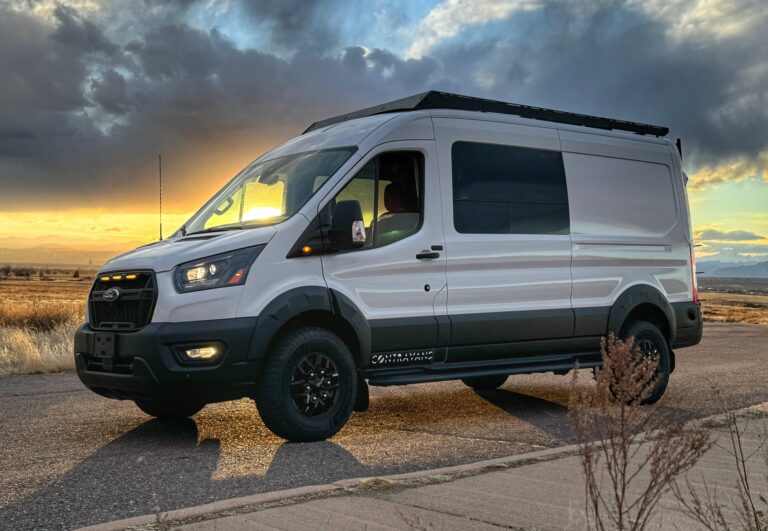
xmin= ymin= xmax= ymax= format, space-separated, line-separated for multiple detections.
xmin=100 ymin=226 xmax=277 ymax=273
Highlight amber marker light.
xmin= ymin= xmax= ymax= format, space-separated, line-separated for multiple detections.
xmin=100 ymin=276 xmax=110 ymax=281
xmin=227 ymin=268 xmax=245 ymax=285
xmin=125 ymin=274 xmax=137 ymax=280
xmin=301 ymin=245 xmax=313 ymax=255
xmin=112 ymin=275 xmax=122 ymax=280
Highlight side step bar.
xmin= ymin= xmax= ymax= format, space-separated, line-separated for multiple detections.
xmin=366 ymin=352 xmax=601 ymax=387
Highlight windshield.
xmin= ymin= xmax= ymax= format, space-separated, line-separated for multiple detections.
xmin=182 ymin=147 xmax=357 ymax=235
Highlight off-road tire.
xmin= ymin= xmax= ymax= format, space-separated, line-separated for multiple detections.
xmin=254 ymin=327 xmax=357 ymax=442
xmin=134 ymin=399 xmax=204 ymax=420
xmin=461 ymin=374 xmax=508 ymax=390
xmin=620 ymin=320 xmax=671 ymax=405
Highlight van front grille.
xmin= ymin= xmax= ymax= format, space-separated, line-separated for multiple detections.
xmin=89 ymin=271 xmax=157 ymax=331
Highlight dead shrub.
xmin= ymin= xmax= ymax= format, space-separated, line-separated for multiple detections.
xmin=569 ymin=334 xmax=711 ymax=530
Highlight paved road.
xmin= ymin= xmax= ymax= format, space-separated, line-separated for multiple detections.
xmin=1 ymin=323 xmax=766 ymax=530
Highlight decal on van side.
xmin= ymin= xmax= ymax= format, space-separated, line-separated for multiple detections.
xmin=371 ymin=349 xmax=435 ymax=366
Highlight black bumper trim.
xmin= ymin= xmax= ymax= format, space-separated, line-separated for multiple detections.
xmin=74 ymin=317 xmax=260 ymax=403
xmin=671 ymin=301 xmax=703 ymax=348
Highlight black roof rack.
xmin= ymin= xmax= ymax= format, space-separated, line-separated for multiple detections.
xmin=303 ymin=91 xmax=669 ymax=137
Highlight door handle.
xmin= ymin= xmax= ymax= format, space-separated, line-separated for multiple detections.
xmin=416 ymin=251 xmax=440 ymax=260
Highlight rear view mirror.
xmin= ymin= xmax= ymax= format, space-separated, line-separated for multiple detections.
xmin=331 ymin=200 xmax=366 ymax=250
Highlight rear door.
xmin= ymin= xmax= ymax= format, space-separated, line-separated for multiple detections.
xmin=320 ymin=141 xmax=448 ymax=369
xmin=433 ymin=118 xmax=574 ymax=362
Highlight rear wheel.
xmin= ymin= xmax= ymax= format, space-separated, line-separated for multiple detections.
xmin=254 ymin=327 xmax=357 ymax=442
xmin=462 ymin=374 xmax=508 ymax=390
xmin=134 ymin=399 xmax=204 ymax=420
xmin=619 ymin=320 xmax=671 ymax=405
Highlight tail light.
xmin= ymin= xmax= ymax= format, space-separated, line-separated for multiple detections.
xmin=690 ymin=245 xmax=699 ymax=304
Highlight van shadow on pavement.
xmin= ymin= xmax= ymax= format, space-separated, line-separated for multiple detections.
xmin=0 ymin=388 xmax=575 ymax=530
xmin=475 ymin=388 xmax=575 ymax=442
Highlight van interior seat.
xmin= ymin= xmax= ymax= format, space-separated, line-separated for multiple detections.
xmin=376 ymin=182 xmax=419 ymax=242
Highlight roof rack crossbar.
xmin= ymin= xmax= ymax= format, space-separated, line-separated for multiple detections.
xmin=302 ymin=91 xmax=669 ymax=137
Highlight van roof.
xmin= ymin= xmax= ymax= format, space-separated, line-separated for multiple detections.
xmin=303 ymin=91 xmax=669 ymax=138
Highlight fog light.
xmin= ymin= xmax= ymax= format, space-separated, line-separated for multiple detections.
xmin=184 ymin=345 xmax=219 ymax=360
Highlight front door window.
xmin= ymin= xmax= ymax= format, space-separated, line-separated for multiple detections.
xmin=333 ymin=151 xmax=424 ymax=249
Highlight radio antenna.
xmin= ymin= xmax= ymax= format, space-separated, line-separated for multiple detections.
xmin=158 ymin=153 xmax=163 ymax=241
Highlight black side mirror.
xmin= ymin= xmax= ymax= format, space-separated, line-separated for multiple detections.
xmin=330 ymin=200 xmax=366 ymax=250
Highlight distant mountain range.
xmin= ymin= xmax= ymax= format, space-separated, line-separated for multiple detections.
xmin=698 ymin=260 xmax=768 ymax=278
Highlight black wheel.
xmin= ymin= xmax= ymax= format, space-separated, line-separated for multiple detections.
xmin=620 ymin=320 xmax=671 ymax=405
xmin=254 ymin=327 xmax=357 ymax=442
xmin=135 ymin=399 xmax=204 ymax=420
xmin=461 ymin=374 xmax=508 ymax=390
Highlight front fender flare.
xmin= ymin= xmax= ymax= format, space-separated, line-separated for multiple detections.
xmin=247 ymin=286 xmax=333 ymax=360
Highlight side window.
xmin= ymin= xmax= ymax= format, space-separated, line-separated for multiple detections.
xmin=333 ymin=151 xmax=424 ymax=248
xmin=452 ymin=142 xmax=569 ymax=235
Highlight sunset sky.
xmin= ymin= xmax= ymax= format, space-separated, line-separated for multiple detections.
xmin=1 ymin=0 xmax=767 ymax=265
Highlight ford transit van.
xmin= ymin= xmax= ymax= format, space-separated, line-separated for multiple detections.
xmin=74 ymin=92 xmax=702 ymax=441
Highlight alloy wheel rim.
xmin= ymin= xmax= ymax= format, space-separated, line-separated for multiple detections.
xmin=637 ymin=338 xmax=660 ymax=360
xmin=290 ymin=352 xmax=340 ymax=417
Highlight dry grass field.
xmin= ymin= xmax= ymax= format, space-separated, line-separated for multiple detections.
xmin=699 ymin=291 xmax=768 ymax=325
xmin=0 ymin=272 xmax=91 ymax=375
xmin=0 ymin=270 xmax=767 ymax=375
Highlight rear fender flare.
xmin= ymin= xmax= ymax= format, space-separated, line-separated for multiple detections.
xmin=607 ymin=284 xmax=676 ymax=344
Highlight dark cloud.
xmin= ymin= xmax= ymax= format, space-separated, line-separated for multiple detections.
xmin=0 ymin=0 xmax=766 ymax=212
xmin=239 ymin=0 xmax=345 ymax=52
xmin=433 ymin=2 xmax=768 ymax=170
xmin=0 ymin=4 xmax=440 ymax=210
xmin=52 ymin=4 xmax=117 ymax=55
xmin=696 ymin=229 xmax=765 ymax=241
xmin=90 ymin=69 xmax=129 ymax=115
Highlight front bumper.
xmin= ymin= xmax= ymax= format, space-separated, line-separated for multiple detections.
xmin=74 ymin=317 xmax=259 ymax=403
xmin=671 ymin=301 xmax=703 ymax=348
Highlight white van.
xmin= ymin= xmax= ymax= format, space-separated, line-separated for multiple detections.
xmin=75 ymin=92 xmax=702 ymax=441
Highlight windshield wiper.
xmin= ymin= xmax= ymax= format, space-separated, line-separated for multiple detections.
xmin=185 ymin=225 xmax=244 ymax=236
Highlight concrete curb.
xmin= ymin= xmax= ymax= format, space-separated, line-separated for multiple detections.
xmin=79 ymin=402 xmax=768 ymax=531
xmin=78 ymin=444 xmax=583 ymax=531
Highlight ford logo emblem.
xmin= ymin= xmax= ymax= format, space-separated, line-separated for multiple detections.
xmin=103 ymin=287 xmax=121 ymax=302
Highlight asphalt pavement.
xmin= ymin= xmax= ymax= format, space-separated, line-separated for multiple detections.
xmin=1 ymin=322 xmax=767 ymax=530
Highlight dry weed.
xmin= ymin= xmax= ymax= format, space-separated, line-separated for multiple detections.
xmin=569 ymin=334 xmax=711 ymax=530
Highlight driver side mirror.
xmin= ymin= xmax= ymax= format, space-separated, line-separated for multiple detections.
xmin=330 ymin=200 xmax=366 ymax=250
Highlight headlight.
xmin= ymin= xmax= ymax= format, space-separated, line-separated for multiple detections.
xmin=174 ymin=246 xmax=264 ymax=293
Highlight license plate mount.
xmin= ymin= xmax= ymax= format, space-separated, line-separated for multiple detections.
xmin=93 ymin=332 xmax=116 ymax=358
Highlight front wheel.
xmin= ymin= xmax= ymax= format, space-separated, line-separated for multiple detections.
xmin=134 ymin=399 xmax=204 ymax=420
xmin=254 ymin=327 xmax=357 ymax=442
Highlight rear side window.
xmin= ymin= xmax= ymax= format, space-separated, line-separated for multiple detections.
xmin=563 ymin=152 xmax=677 ymax=237
xmin=451 ymin=142 xmax=569 ymax=235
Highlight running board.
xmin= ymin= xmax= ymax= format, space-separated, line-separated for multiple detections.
xmin=366 ymin=353 xmax=601 ymax=386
